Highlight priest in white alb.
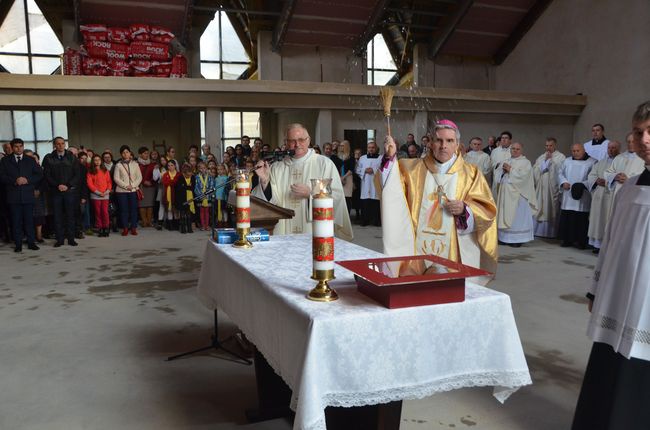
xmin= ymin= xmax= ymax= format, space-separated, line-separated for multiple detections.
xmin=572 ymin=100 xmax=650 ymax=430
xmin=379 ymin=119 xmax=497 ymax=282
xmin=586 ymin=140 xmax=619 ymax=253
xmin=490 ymin=131 xmax=513 ymax=198
xmin=558 ymin=143 xmax=597 ymax=249
xmin=464 ymin=136 xmax=492 ymax=185
xmin=533 ymin=137 xmax=565 ymax=238
xmin=495 ymin=142 xmax=538 ymax=247
xmin=254 ymin=123 xmax=353 ymax=240
xmin=604 ymin=131 xmax=645 ymax=200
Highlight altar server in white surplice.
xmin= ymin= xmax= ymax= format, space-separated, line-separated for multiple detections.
xmin=533 ymin=137 xmax=565 ymax=238
xmin=495 ymin=142 xmax=538 ymax=247
xmin=604 ymin=132 xmax=645 ymax=201
xmin=573 ymin=101 xmax=650 ymax=430
xmin=583 ymin=123 xmax=609 ymax=161
xmin=254 ymin=123 xmax=353 ymax=240
xmin=587 ymin=141 xmax=620 ymax=253
xmin=490 ymin=131 xmax=513 ymax=198
xmin=558 ymin=143 xmax=597 ymax=249
xmin=355 ymin=141 xmax=383 ymax=226
xmin=464 ymin=137 xmax=492 ymax=185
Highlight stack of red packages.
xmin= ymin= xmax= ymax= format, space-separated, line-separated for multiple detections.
xmin=70 ymin=22 xmax=187 ymax=78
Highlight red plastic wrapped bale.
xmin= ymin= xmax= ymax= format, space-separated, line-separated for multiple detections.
xmin=84 ymin=40 xmax=129 ymax=61
xmin=107 ymin=27 xmax=130 ymax=44
xmin=130 ymin=60 xmax=152 ymax=74
xmin=170 ymin=54 xmax=188 ymax=78
xmin=108 ymin=59 xmax=131 ymax=76
xmin=80 ymin=24 xmax=108 ymax=42
xmin=62 ymin=48 xmax=82 ymax=75
xmin=150 ymin=26 xmax=175 ymax=44
xmin=129 ymin=41 xmax=170 ymax=61
xmin=82 ymin=57 xmax=108 ymax=76
xmin=152 ymin=61 xmax=172 ymax=76
xmin=130 ymin=24 xmax=150 ymax=41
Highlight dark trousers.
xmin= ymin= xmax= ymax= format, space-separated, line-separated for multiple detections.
xmin=572 ymin=342 xmax=650 ymax=430
xmin=52 ymin=191 xmax=76 ymax=242
xmin=116 ymin=192 xmax=138 ymax=229
xmin=559 ymin=210 xmax=589 ymax=247
xmin=9 ymin=203 xmax=35 ymax=248
xmin=361 ymin=199 xmax=381 ymax=226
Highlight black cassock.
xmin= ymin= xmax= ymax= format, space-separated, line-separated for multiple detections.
xmin=572 ymin=169 xmax=650 ymax=430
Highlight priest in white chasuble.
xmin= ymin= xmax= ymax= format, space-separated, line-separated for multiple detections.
xmin=604 ymin=131 xmax=645 ymax=200
xmin=253 ymin=123 xmax=353 ymax=240
xmin=558 ymin=143 xmax=597 ymax=249
xmin=490 ymin=131 xmax=513 ymax=198
xmin=573 ymin=101 xmax=650 ymax=430
xmin=379 ymin=119 xmax=497 ymax=282
xmin=464 ymin=137 xmax=492 ymax=185
xmin=533 ymin=138 xmax=565 ymax=238
xmin=587 ymin=141 xmax=620 ymax=253
xmin=495 ymin=142 xmax=538 ymax=247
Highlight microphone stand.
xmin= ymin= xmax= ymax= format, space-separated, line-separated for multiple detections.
xmin=166 ymin=155 xmax=288 ymax=365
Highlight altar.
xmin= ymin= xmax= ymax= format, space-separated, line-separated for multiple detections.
xmin=197 ymin=234 xmax=531 ymax=430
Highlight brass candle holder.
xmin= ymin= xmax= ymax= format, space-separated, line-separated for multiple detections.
xmin=308 ymin=178 xmax=338 ymax=302
xmin=233 ymin=169 xmax=253 ymax=249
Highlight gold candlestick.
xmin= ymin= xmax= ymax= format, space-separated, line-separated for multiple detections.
xmin=233 ymin=169 xmax=253 ymax=248
xmin=308 ymin=178 xmax=338 ymax=302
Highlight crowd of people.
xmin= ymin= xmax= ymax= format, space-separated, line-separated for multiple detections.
xmin=0 ymin=121 xmax=644 ymax=255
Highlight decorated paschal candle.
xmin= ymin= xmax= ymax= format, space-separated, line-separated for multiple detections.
xmin=233 ymin=169 xmax=252 ymax=248
xmin=308 ymin=178 xmax=338 ymax=301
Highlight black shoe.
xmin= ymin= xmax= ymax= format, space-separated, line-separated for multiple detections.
xmin=14 ymin=247 xmax=22 ymax=253
xmin=68 ymin=240 xmax=78 ymax=246
xmin=28 ymin=244 xmax=39 ymax=250
xmin=510 ymin=243 xmax=522 ymax=248
xmin=54 ymin=241 xmax=64 ymax=247
xmin=75 ymin=232 xmax=84 ymax=239
xmin=592 ymin=248 xmax=600 ymax=254
xmin=37 ymin=238 xmax=44 ymax=243
xmin=155 ymin=223 xmax=162 ymax=231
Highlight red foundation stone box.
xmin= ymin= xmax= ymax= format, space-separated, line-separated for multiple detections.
xmin=336 ymin=255 xmax=492 ymax=309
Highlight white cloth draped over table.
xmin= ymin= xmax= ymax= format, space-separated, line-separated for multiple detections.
xmin=587 ymin=157 xmax=614 ymax=248
xmin=558 ymin=157 xmax=598 ymax=212
xmin=533 ymin=151 xmax=565 ymax=238
xmin=251 ymin=149 xmax=353 ymax=241
xmin=588 ymin=172 xmax=650 ymax=361
xmin=197 ymin=235 xmax=531 ymax=430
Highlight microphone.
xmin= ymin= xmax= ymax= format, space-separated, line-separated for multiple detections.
xmin=261 ymin=150 xmax=295 ymax=160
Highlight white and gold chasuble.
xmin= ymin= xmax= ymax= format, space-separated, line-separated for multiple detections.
xmin=379 ymin=152 xmax=498 ymax=283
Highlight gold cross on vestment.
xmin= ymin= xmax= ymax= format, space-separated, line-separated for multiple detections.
xmin=291 ymin=169 xmax=302 ymax=183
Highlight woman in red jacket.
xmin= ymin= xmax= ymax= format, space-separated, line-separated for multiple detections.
xmin=86 ymin=154 xmax=113 ymax=237
xmin=161 ymin=160 xmax=180 ymax=230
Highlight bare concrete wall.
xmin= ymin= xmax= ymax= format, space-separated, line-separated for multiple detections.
xmin=67 ymin=108 xmax=200 ymax=156
xmin=495 ymin=0 xmax=650 ymax=144
xmin=280 ymin=44 xmax=364 ymax=84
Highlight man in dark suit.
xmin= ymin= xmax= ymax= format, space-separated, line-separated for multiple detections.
xmin=0 ymin=138 xmax=43 ymax=252
xmin=43 ymin=136 xmax=79 ymax=247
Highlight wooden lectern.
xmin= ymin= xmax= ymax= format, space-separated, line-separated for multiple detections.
xmin=228 ymin=191 xmax=294 ymax=235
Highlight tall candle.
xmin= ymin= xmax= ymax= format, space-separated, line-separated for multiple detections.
xmin=312 ymin=193 xmax=334 ymax=272
xmin=235 ymin=175 xmax=250 ymax=229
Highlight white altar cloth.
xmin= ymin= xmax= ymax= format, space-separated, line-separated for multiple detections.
xmin=197 ymin=234 xmax=531 ymax=430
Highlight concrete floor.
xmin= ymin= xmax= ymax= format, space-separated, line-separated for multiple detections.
xmin=0 ymin=225 xmax=596 ymax=430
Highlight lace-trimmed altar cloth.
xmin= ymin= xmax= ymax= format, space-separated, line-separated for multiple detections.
xmin=197 ymin=234 xmax=531 ymax=430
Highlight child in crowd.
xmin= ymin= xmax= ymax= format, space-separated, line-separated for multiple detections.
xmin=161 ymin=159 xmax=179 ymax=230
xmin=194 ymin=161 xmax=214 ymax=231
xmin=213 ymin=163 xmax=230 ymax=227
xmin=86 ymin=154 xmax=113 ymax=237
xmin=175 ymin=163 xmax=196 ymax=234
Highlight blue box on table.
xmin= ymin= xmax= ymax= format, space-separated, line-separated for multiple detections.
xmin=212 ymin=227 xmax=270 ymax=244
